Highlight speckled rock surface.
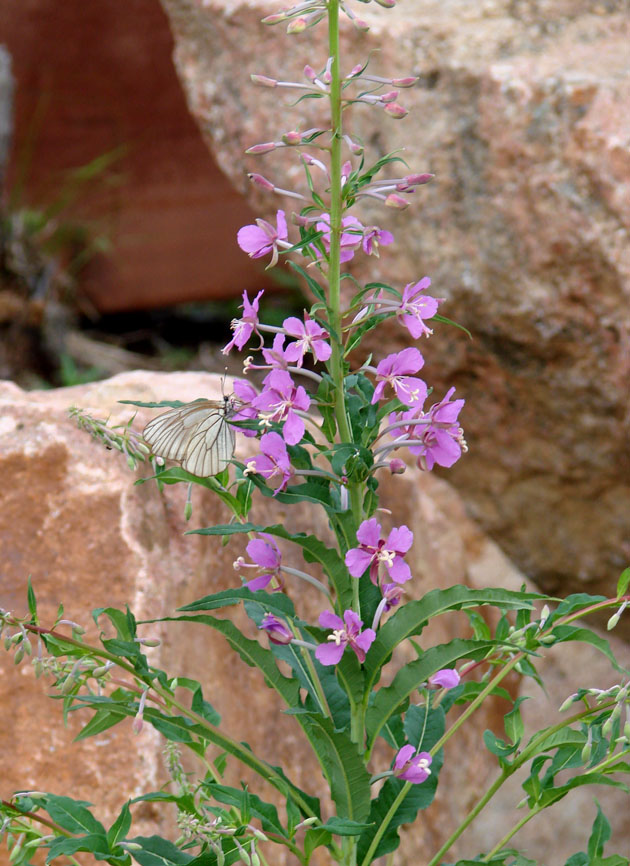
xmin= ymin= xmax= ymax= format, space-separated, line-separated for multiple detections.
xmin=157 ymin=0 xmax=630 ymax=604
xmin=0 ymin=371 xmax=628 ymax=860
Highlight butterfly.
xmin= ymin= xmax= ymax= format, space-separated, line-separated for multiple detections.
xmin=143 ymin=396 xmax=239 ymax=477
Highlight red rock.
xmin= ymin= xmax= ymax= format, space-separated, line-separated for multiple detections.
xmin=0 ymin=371 xmax=627 ymax=861
xmin=0 ymin=0 xmax=266 ymax=312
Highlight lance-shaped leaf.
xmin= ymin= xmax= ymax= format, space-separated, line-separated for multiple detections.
xmin=301 ymin=715 xmax=371 ymax=821
xmin=363 ymin=587 xmax=540 ymax=688
xmin=366 ymin=639 xmax=494 ymax=746
xmin=178 ymin=587 xmax=296 ymax=618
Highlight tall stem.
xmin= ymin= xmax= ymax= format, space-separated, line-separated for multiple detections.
xmin=327 ymin=0 xmax=364 ymax=551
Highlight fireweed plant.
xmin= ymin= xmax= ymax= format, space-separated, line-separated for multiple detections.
xmin=2 ymin=2 xmax=630 ymax=865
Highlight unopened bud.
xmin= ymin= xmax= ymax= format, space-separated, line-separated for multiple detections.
xmin=184 ymin=499 xmax=193 ymax=521
xmin=121 ymin=842 xmax=143 ymax=851
xmin=92 ymin=664 xmax=111 ymax=678
xmin=602 ymin=715 xmax=614 ymax=738
xmin=559 ymin=693 xmax=577 ymax=712
xmin=403 ymin=173 xmax=433 ymax=186
xmin=349 ymin=64 xmax=363 ymax=77
xmin=287 ymin=17 xmax=307 ymax=33
xmin=248 ymin=173 xmax=275 ymax=192
xmin=539 ymin=634 xmax=556 ymax=645
xmin=581 ymin=740 xmax=592 ymax=763
xmin=246 ymin=142 xmax=277 ymax=155
xmin=127 ymin=455 xmax=137 ymax=470
xmin=352 ymin=18 xmax=370 ymax=31
xmin=384 ymin=102 xmax=408 ymax=119
xmin=282 ymin=131 xmax=302 ymax=146
xmin=251 ymin=74 xmax=277 ymax=87
xmin=385 ymin=193 xmax=409 ymax=209
xmin=392 ymin=76 xmax=418 ymax=87
xmin=374 ymin=0 xmax=397 ymax=6
xmin=252 ymin=830 xmax=268 ymax=843
xmin=14 ymin=645 xmax=24 ymax=665
xmin=389 ymin=458 xmax=406 ymax=475
xmin=137 ymin=638 xmax=161 ymax=648
xmin=380 ymin=90 xmax=399 ymax=103
xmin=60 ymin=675 xmax=76 ymax=694
xmin=261 ymin=13 xmax=286 ymax=25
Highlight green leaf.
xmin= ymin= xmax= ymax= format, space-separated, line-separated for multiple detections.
xmin=189 ymin=524 xmax=353 ymax=610
xmin=366 ymin=640 xmax=495 ymax=746
xmin=46 ymin=834 xmax=112 ymax=863
xmin=179 ymin=587 xmax=295 ymax=618
xmin=304 ymin=827 xmax=333 ymax=860
xmin=202 ymin=783 xmax=287 ymax=838
xmin=75 ymin=707 xmax=129 ymax=741
xmin=44 ymin=795 xmax=106 ymax=836
xmin=301 ymin=715 xmax=371 ymax=821
xmin=363 ymin=587 xmax=539 ymax=687
xmin=551 ymin=625 xmax=624 ymax=671
xmin=27 ymin=577 xmax=38 ymax=623
xmin=287 ymin=261 xmax=326 ymax=303
xmin=504 ymin=697 xmax=527 ymax=746
xmin=588 ymin=802 xmax=611 ymax=860
xmin=127 ymin=836 xmax=193 ymax=865
xmin=321 ymin=817 xmax=374 ymax=836
xmin=617 ymin=567 xmax=630 ymax=599
xmin=107 ymin=800 xmax=132 ymax=848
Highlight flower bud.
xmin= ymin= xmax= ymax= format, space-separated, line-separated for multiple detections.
xmin=282 ymin=131 xmax=302 ymax=146
xmin=389 ymin=458 xmax=406 ymax=474
xmin=251 ymin=74 xmax=277 ymax=87
xmin=246 ymin=142 xmax=277 ymax=155
xmin=380 ymin=90 xmax=399 ymax=103
xmin=352 ymin=18 xmax=370 ymax=31
xmin=558 ymin=693 xmax=577 ymax=712
xmin=287 ymin=17 xmax=307 ymax=33
xmin=374 ymin=0 xmax=397 ymax=6
xmin=13 ymin=645 xmax=24 ymax=665
xmin=384 ymin=102 xmax=408 ymax=119
xmin=581 ymin=739 xmax=592 ymax=763
xmin=184 ymin=499 xmax=193 ymax=521
xmin=392 ymin=76 xmax=418 ymax=87
xmin=248 ymin=173 xmax=275 ymax=192
xmin=607 ymin=610 xmax=622 ymax=630
xmin=385 ymin=193 xmax=409 ymax=209
xmin=602 ymin=715 xmax=614 ymax=738
xmin=261 ymin=13 xmax=286 ymax=25
xmin=92 ymin=664 xmax=111 ymax=678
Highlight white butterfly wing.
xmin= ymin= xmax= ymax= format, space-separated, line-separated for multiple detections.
xmin=143 ymin=399 xmax=236 ymax=477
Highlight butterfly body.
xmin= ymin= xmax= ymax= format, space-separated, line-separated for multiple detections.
xmin=143 ymin=396 xmax=238 ymax=477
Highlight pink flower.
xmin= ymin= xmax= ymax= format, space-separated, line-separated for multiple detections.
xmin=236 ymin=534 xmax=283 ymax=591
xmin=231 ymin=379 xmax=259 ymax=437
xmin=371 ymin=347 xmax=427 ymax=407
xmin=237 ymin=210 xmax=288 ymax=267
xmin=428 ymin=668 xmax=460 ymax=690
xmin=393 ymin=746 xmax=432 ymax=784
xmin=259 ymin=614 xmax=293 ymax=645
xmin=315 ymin=609 xmax=376 ymax=666
xmin=261 ymin=333 xmax=292 ymax=370
xmin=252 ymin=370 xmax=310 ymax=445
xmin=382 ymin=582 xmax=405 ymax=611
xmin=244 ymin=431 xmax=293 ymax=493
xmin=390 ymin=388 xmax=466 ymax=470
xmin=283 ymin=314 xmax=332 ymax=366
xmin=397 ymin=278 xmax=443 ymax=339
xmin=362 ymin=225 xmax=394 ymax=256
xmin=222 ymin=290 xmax=264 ymax=355
xmin=345 ymin=518 xmax=413 ymax=585
xmin=313 ymin=213 xmax=364 ymax=263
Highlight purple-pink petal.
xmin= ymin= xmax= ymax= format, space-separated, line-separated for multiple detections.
xmin=387 ymin=557 xmax=412 ymax=584
xmin=386 ymin=525 xmax=413 ymax=554
xmin=246 ymin=573 xmax=273 ymax=591
xmin=353 ymin=628 xmax=376 ymax=656
xmin=345 ymin=547 xmax=374 ymax=578
xmin=282 ymin=412 xmax=304 ymax=446
xmin=319 ymin=610 xmax=344 ymax=631
xmin=237 ymin=224 xmax=272 ymax=257
xmin=246 ymin=539 xmax=280 ymax=569
xmin=315 ymin=641 xmax=346 ymax=666
xmin=393 ymin=744 xmax=415 ymax=771
xmin=429 ymin=668 xmax=461 ymax=690
xmin=356 ymin=518 xmax=382 ymax=548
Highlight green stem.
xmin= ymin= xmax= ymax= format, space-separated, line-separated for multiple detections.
xmin=426 ymin=770 xmax=510 ymax=866
xmin=483 ymin=806 xmax=541 ymax=861
xmin=326 ymin=0 xmax=364 ymax=542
